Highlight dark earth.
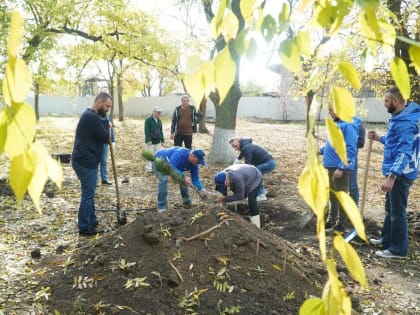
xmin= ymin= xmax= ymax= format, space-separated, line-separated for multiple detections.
xmin=0 ymin=117 xmax=418 ymax=314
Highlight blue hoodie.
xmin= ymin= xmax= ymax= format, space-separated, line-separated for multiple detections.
xmin=154 ymin=146 xmax=203 ymax=190
xmin=321 ymin=118 xmax=358 ymax=170
xmin=380 ymin=102 xmax=420 ymax=180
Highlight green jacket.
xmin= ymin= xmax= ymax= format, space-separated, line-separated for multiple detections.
xmin=144 ymin=115 xmax=164 ymax=144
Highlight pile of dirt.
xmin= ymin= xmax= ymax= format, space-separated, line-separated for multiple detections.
xmin=37 ymin=203 xmax=325 ymax=314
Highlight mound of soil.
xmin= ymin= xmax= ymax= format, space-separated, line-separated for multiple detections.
xmin=39 ymin=203 xmax=325 ymax=314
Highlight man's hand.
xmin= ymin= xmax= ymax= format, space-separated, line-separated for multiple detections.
xmin=368 ymin=131 xmax=379 ymax=141
xmin=112 ymin=142 xmax=116 ymax=150
xmin=170 ymin=133 xmax=174 ymax=140
xmin=333 ymin=169 xmax=343 ymax=179
xmin=198 ymin=189 xmax=208 ymax=199
xmin=216 ymin=195 xmax=224 ymax=203
xmin=184 ymin=176 xmax=192 ymax=186
xmin=381 ymin=176 xmax=395 ymax=193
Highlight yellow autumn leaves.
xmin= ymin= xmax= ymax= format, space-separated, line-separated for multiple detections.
xmin=0 ymin=11 xmax=62 ymax=212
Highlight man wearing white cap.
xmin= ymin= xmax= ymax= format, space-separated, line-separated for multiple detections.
xmin=144 ymin=106 xmax=164 ymax=173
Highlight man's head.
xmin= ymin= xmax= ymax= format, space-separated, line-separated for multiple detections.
xmin=214 ymin=172 xmax=227 ymax=193
xmin=153 ymin=106 xmax=162 ymax=118
xmin=94 ymin=92 xmax=112 ymax=117
xmin=189 ymin=149 xmax=206 ymax=166
xmin=229 ymin=138 xmax=241 ymax=150
xmin=384 ymin=87 xmax=405 ymax=115
xmin=181 ymin=95 xmax=190 ymax=107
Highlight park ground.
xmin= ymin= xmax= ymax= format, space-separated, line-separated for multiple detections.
xmin=0 ymin=117 xmax=419 ymax=314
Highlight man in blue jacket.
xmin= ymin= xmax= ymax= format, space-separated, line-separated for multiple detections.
xmin=154 ymin=147 xmax=207 ymax=212
xmin=369 ymin=87 xmax=420 ymax=259
xmin=229 ymin=138 xmax=276 ymax=201
xmin=320 ymin=106 xmax=358 ymax=233
xmin=72 ymin=92 xmax=112 ymax=236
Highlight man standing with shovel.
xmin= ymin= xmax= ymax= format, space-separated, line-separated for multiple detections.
xmin=72 ymin=92 xmax=112 ymax=236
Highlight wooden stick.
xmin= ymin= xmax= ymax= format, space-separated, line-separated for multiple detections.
xmin=183 ymin=220 xmax=230 ymax=242
xmin=360 ymin=138 xmax=373 ymax=217
xmin=168 ymin=260 xmax=183 ymax=283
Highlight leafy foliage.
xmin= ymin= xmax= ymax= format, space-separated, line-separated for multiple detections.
xmin=0 ymin=11 xmax=62 ymax=212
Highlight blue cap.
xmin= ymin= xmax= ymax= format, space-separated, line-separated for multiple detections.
xmin=214 ymin=172 xmax=226 ymax=193
xmin=192 ymin=149 xmax=206 ymax=165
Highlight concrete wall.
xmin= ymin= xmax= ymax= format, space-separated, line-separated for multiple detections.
xmin=27 ymin=95 xmax=388 ymax=123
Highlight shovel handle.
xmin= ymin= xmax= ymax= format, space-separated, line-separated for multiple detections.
xmin=360 ymin=138 xmax=373 ymax=217
xmin=108 ymin=133 xmax=120 ymax=208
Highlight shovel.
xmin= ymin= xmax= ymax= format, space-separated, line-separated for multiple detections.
xmin=344 ymin=137 xmax=373 ymax=242
xmin=108 ymin=135 xmax=127 ymax=225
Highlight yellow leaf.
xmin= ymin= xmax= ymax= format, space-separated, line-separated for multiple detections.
xmin=9 ymin=149 xmax=36 ymax=203
xmin=378 ymin=19 xmax=396 ymax=55
xmin=28 ymin=144 xmax=63 ymax=212
xmin=333 ymin=191 xmax=366 ymax=241
xmin=210 ymin=0 xmax=228 ymax=40
xmin=2 ymin=75 xmax=12 ymax=105
xmin=221 ymin=9 xmax=239 ymax=42
xmin=338 ymin=62 xmax=361 ymax=90
xmin=360 ymin=1 xmax=380 ymax=37
xmin=333 ymin=234 xmax=367 ymax=287
xmin=4 ymin=102 xmax=36 ymax=158
xmin=213 ymin=47 xmax=236 ymax=104
xmin=359 ymin=14 xmax=377 ymax=55
xmin=240 ymin=0 xmax=256 ymax=24
xmin=326 ymin=117 xmax=348 ymax=166
xmin=279 ymin=39 xmax=301 ymax=73
xmin=200 ymin=62 xmax=215 ymax=96
xmin=316 ymin=215 xmax=327 ymax=262
xmin=297 ymin=0 xmax=314 ymax=13
xmin=299 ymin=297 xmax=325 ymax=315
xmin=5 ymin=59 xmax=32 ymax=103
xmin=330 ymin=86 xmax=355 ymax=123
xmin=296 ymin=31 xmax=312 ymax=58
xmin=185 ymin=54 xmax=202 ymax=74
xmin=0 ymin=111 xmax=7 ymax=154
xmin=409 ymin=45 xmax=420 ymax=74
xmin=7 ymin=11 xmax=24 ymax=59
xmin=322 ymin=259 xmax=351 ymax=315
xmin=298 ymin=165 xmax=329 ymax=217
xmin=184 ymin=70 xmax=205 ymax=107
xmin=391 ymin=57 xmax=411 ymax=100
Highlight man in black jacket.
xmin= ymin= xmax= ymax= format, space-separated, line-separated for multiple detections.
xmin=170 ymin=95 xmax=202 ymax=149
xmin=229 ymin=138 xmax=276 ymax=201
xmin=72 ymin=92 xmax=112 ymax=236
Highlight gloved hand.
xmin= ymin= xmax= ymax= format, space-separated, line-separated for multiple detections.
xmin=234 ymin=158 xmax=240 ymax=164
xmin=198 ymin=189 xmax=208 ymax=199
xmin=112 ymin=142 xmax=116 ymax=150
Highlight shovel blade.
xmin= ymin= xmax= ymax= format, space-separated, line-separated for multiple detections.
xmin=344 ymin=228 xmax=357 ymax=242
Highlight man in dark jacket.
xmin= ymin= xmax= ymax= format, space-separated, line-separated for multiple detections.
xmin=214 ymin=164 xmax=263 ymax=228
xmin=170 ymin=95 xmax=203 ymax=149
xmin=144 ymin=106 xmax=164 ymax=173
xmin=72 ymin=92 xmax=112 ymax=236
xmin=229 ymin=137 xmax=276 ymax=201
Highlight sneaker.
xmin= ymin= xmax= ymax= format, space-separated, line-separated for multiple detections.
xmin=375 ymin=249 xmax=405 ymax=259
xmin=79 ymin=228 xmax=104 ymax=237
xmin=369 ymin=238 xmax=383 ymax=246
xmin=257 ymin=195 xmax=267 ymax=201
xmin=102 ymin=180 xmax=112 ymax=185
xmin=157 ymin=208 xmax=166 ymax=213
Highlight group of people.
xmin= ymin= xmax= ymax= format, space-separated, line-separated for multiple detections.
xmin=71 ymin=88 xmax=420 ymax=260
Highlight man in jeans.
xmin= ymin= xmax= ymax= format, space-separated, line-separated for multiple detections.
xmin=369 ymin=87 xmax=420 ymax=259
xmin=72 ymin=92 xmax=112 ymax=236
xmin=154 ymin=147 xmax=207 ymax=212
xmin=229 ymin=137 xmax=276 ymax=201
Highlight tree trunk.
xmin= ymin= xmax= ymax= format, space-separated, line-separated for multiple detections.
xmin=198 ymin=96 xmax=209 ymax=133
xmin=34 ymin=82 xmax=40 ymax=122
xmin=387 ymin=0 xmax=420 ymax=103
xmin=208 ymin=82 xmax=241 ymax=164
xmin=117 ymin=73 xmax=124 ymax=121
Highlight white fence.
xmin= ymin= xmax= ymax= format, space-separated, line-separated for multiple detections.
xmin=27 ymin=95 xmax=389 ymax=123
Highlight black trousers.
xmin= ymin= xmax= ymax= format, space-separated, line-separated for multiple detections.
xmin=174 ymin=134 xmax=192 ymax=149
